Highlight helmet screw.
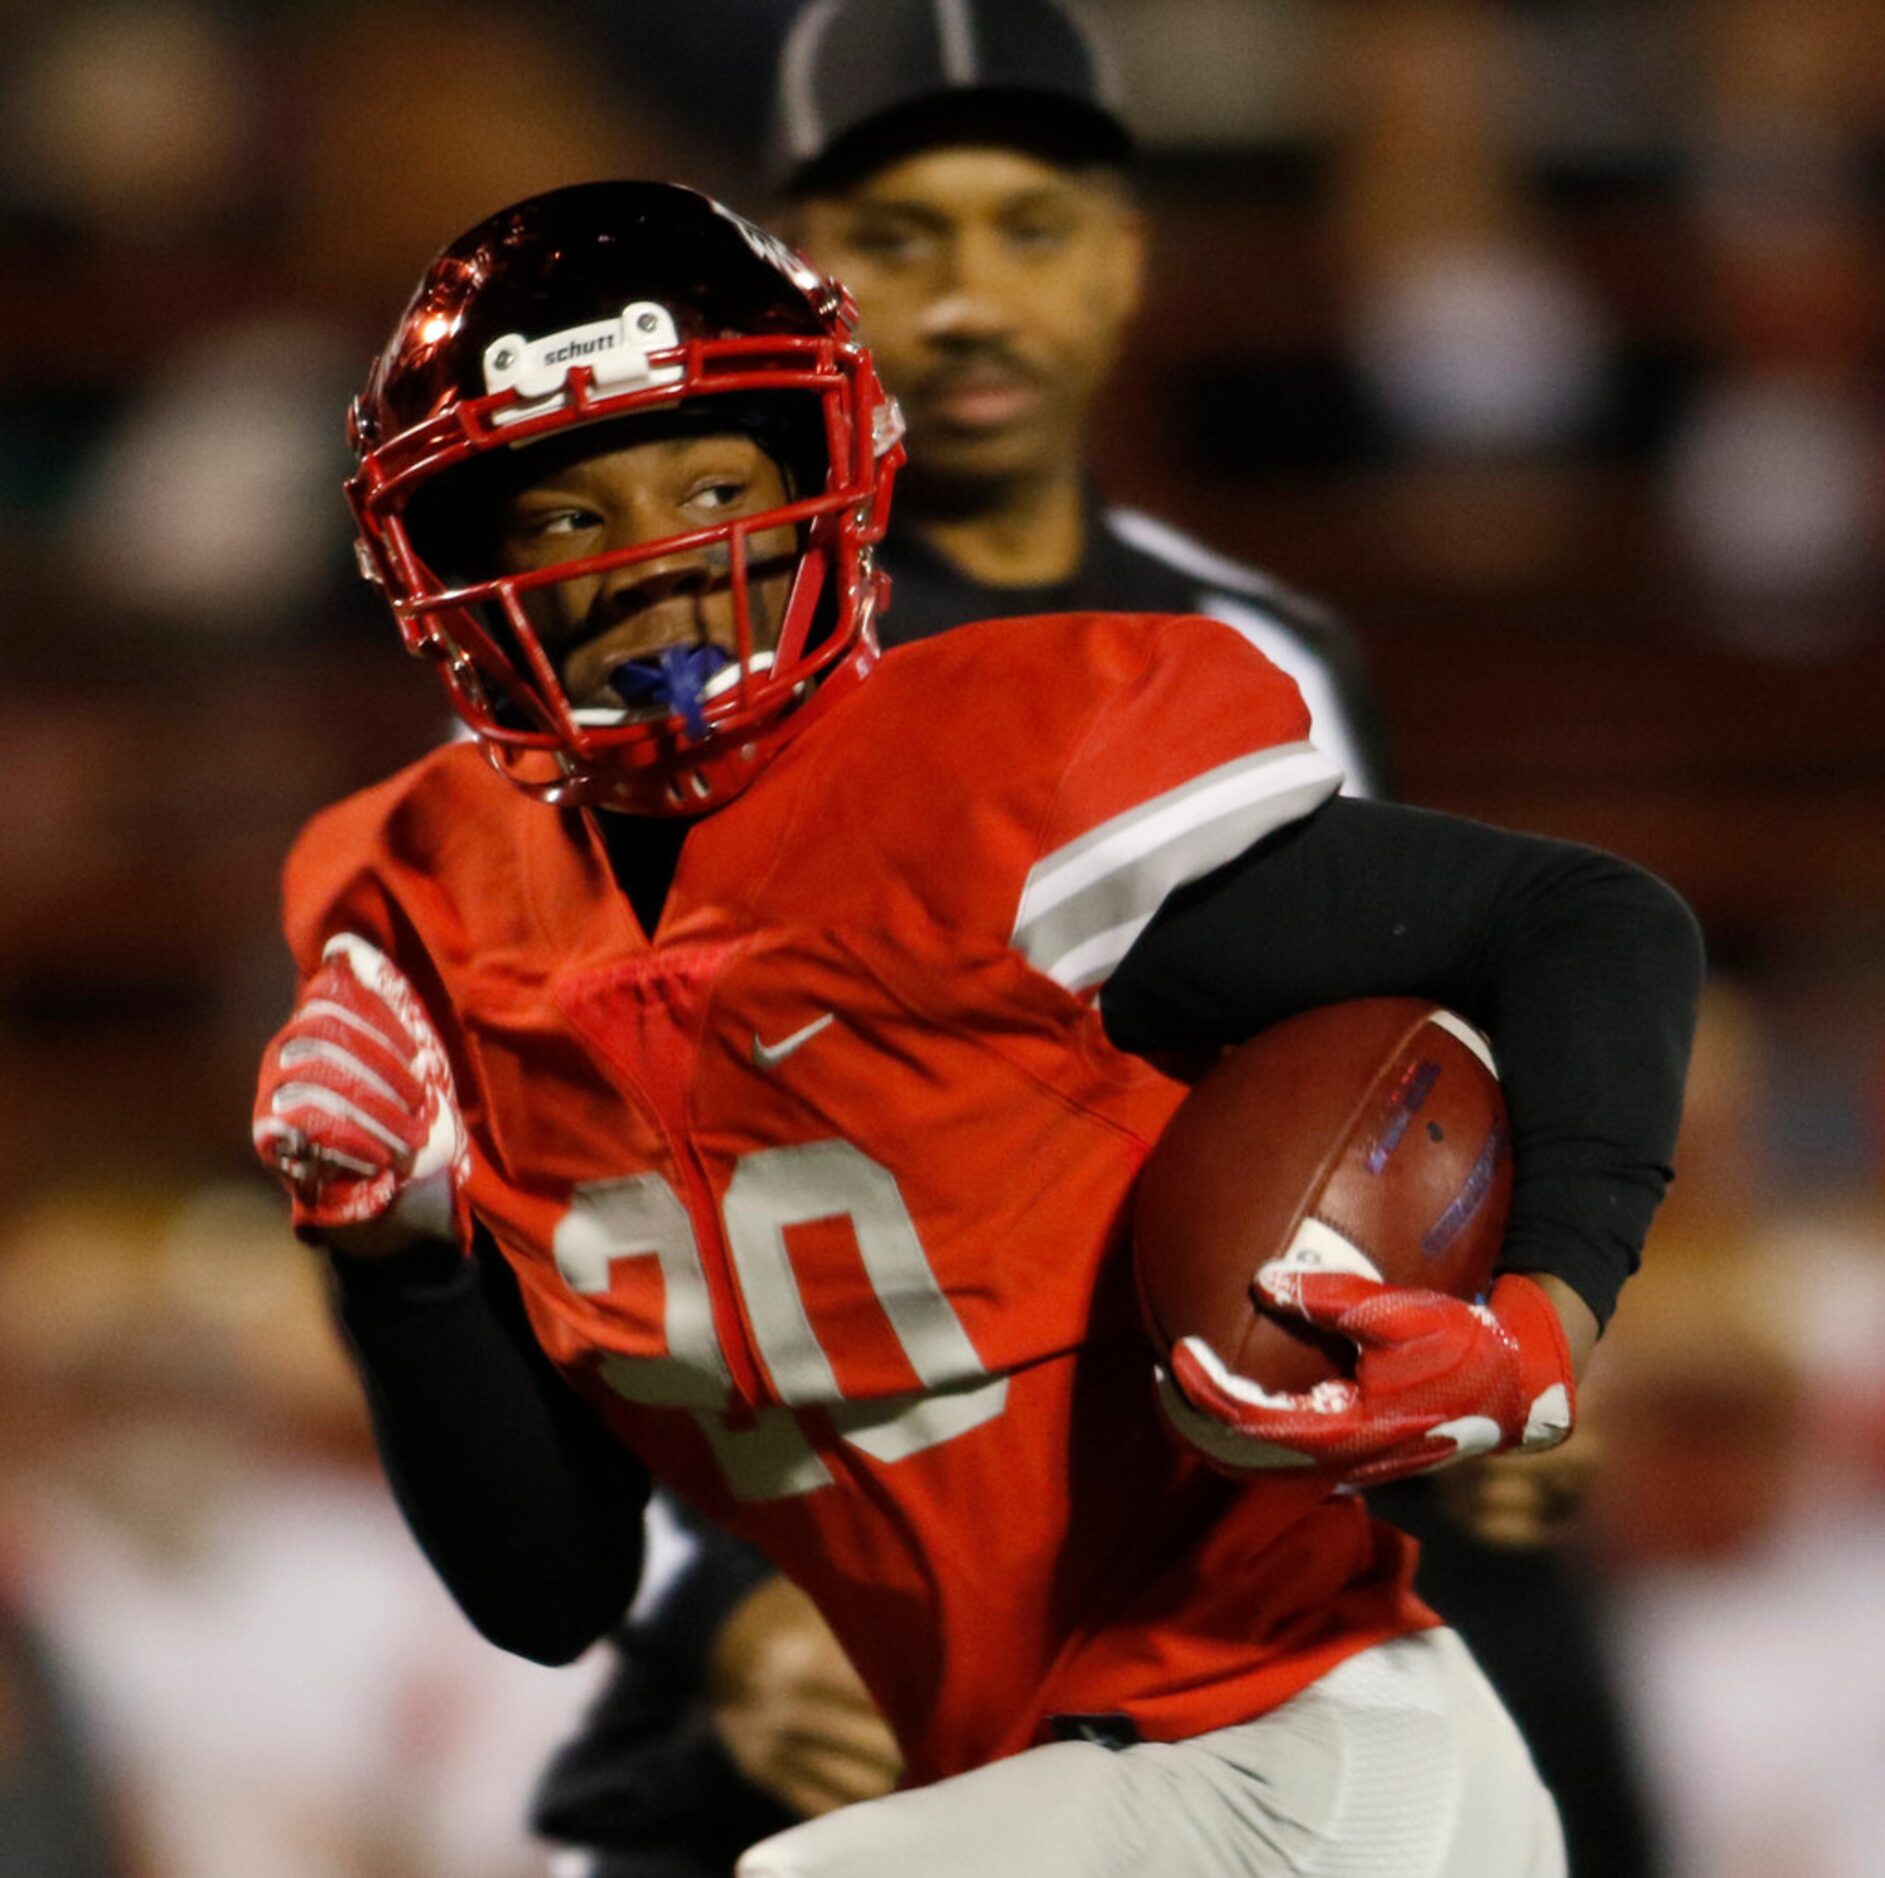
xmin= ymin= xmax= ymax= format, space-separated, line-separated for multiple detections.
xmin=491 ymin=346 xmax=517 ymax=370
xmin=636 ymin=312 xmax=660 ymax=333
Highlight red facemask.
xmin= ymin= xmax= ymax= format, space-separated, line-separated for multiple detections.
xmin=346 ymin=182 xmax=904 ymax=814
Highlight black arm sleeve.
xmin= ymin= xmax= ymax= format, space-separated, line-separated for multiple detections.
xmin=530 ymin=1498 xmax=787 ymax=1858
xmin=330 ymin=1230 xmax=651 ymax=1665
xmin=1100 ymin=796 xmax=1705 ymax=1326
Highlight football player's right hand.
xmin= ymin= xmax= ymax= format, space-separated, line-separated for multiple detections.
xmin=252 ymin=933 xmax=468 ymax=1250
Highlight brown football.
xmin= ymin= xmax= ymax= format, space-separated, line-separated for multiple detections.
xmin=1133 ymin=998 xmax=1512 ymax=1398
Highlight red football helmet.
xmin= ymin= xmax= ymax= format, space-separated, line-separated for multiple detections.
xmin=347 ymin=180 xmax=903 ymax=813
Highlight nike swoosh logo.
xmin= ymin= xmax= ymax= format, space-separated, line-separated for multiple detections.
xmin=751 ymin=1012 xmax=836 ymax=1071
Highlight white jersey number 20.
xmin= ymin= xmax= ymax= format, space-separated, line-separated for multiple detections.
xmin=551 ymin=1140 xmax=1007 ymax=1500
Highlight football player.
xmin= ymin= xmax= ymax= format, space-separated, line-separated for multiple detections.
xmin=545 ymin=9 xmax=1659 ymax=1872
xmin=549 ymin=7 xmax=1400 ymax=1865
xmin=767 ymin=0 xmax=1387 ymax=796
xmin=254 ymin=180 xmax=1701 ymax=1877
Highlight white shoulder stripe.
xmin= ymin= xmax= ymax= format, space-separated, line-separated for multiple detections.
xmin=1106 ymin=508 xmax=1305 ymax=602
xmin=1103 ymin=509 xmax=1375 ymax=798
xmin=1197 ymin=591 xmax=1374 ymax=799
xmin=1016 ymin=740 xmax=1334 ymax=928
xmin=1013 ymin=741 xmax=1341 ymax=991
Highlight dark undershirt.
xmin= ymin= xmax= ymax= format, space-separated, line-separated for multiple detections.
xmin=332 ymin=793 xmax=1700 ymax=1664
xmin=602 ymin=812 xmax=688 ymax=936
xmin=876 ymin=501 xmax=1393 ymax=796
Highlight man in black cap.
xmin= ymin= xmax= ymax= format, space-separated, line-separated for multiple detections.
xmin=764 ymin=0 xmax=1386 ymax=792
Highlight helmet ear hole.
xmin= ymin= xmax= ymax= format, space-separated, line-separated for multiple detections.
xmin=401 ymin=464 xmax=505 ymax=588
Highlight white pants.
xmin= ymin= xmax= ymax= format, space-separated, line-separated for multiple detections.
xmin=736 ymin=1629 xmax=1566 ymax=1878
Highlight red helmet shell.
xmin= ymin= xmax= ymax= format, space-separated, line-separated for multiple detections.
xmin=348 ymin=181 xmax=902 ymax=813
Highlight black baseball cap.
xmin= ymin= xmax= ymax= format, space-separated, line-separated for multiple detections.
xmin=765 ymin=0 xmax=1134 ymax=197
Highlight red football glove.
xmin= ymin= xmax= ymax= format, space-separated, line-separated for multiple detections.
xmin=1158 ymin=1268 xmax=1576 ymax=1488
xmin=252 ymin=933 xmax=468 ymax=1244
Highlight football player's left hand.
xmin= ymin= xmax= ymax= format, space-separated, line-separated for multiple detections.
xmin=1163 ymin=1270 xmax=1577 ymax=1488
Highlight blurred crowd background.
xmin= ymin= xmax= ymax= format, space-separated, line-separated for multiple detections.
xmin=1 ymin=1 xmax=1882 ymax=1873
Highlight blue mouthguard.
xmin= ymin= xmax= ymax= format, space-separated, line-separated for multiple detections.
xmin=608 ymin=643 xmax=735 ymax=741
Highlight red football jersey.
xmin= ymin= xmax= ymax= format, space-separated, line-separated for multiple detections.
xmin=282 ymin=612 xmax=1434 ymax=1784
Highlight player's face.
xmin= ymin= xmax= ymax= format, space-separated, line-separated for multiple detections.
xmin=793 ymin=146 xmax=1143 ymax=491
xmin=495 ymin=431 xmax=797 ymax=710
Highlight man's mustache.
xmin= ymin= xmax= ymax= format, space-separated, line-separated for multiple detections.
xmin=913 ymin=346 xmax=1048 ymax=400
